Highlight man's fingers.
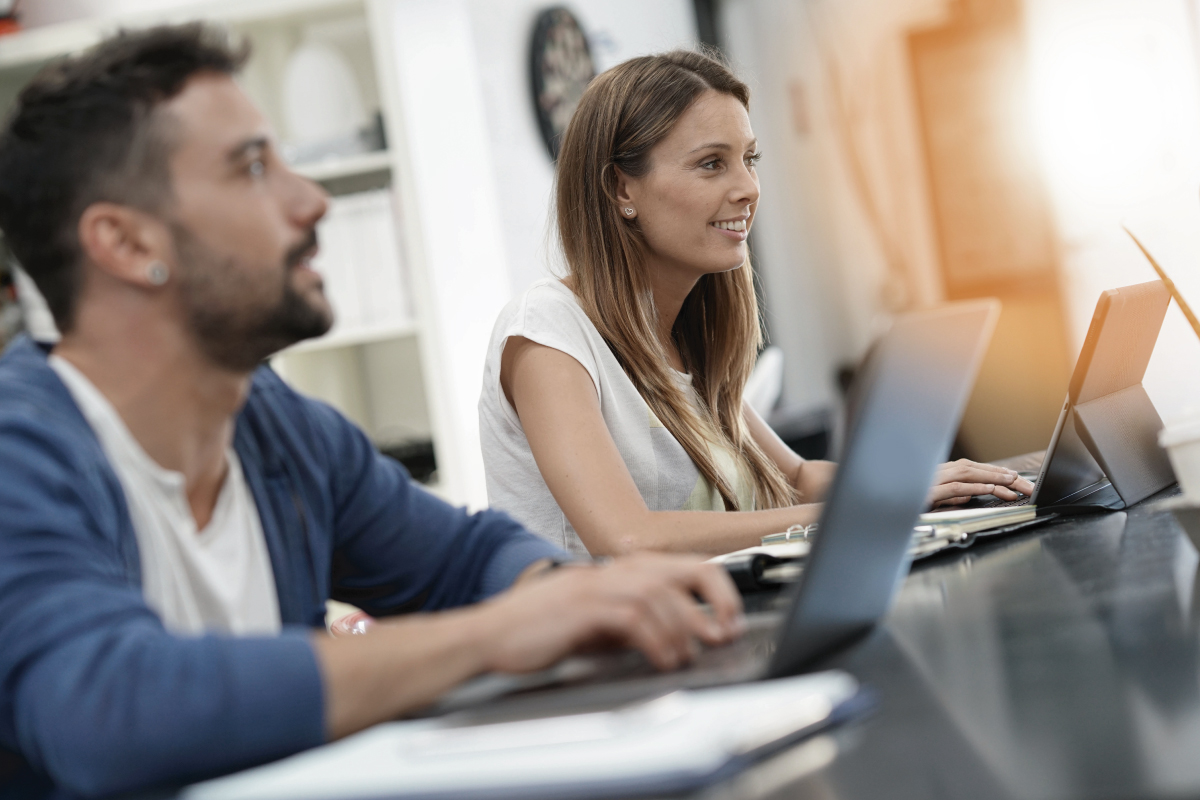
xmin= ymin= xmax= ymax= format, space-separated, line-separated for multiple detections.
xmin=602 ymin=604 xmax=673 ymax=670
xmin=610 ymin=599 xmax=688 ymax=671
xmin=638 ymin=585 xmax=693 ymax=665
xmin=681 ymin=563 xmax=743 ymax=637
xmin=1010 ymin=476 xmax=1035 ymax=495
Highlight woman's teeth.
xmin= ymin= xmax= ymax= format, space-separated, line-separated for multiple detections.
xmin=713 ymin=220 xmax=747 ymax=232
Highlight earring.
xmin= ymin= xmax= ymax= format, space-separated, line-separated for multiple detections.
xmin=623 ymin=207 xmax=635 ymax=216
xmin=146 ymin=261 xmax=170 ymax=286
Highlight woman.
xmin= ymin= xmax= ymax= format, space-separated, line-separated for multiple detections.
xmin=479 ymin=50 xmax=1031 ymax=558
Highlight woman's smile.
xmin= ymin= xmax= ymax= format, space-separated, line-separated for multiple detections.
xmin=711 ymin=216 xmax=750 ymax=241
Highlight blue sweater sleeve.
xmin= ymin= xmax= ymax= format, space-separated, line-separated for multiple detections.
xmin=284 ymin=383 xmax=567 ymax=615
xmin=0 ymin=407 xmax=324 ymax=797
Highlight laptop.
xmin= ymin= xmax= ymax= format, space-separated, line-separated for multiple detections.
xmin=968 ymin=280 xmax=1175 ymax=512
xmin=433 ymin=299 xmax=1000 ymax=716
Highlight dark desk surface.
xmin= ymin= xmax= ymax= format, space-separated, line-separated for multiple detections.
xmin=706 ymin=488 xmax=1200 ymax=800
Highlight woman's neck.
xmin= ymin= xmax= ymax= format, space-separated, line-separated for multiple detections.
xmin=646 ymin=257 xmax=700 ymax=373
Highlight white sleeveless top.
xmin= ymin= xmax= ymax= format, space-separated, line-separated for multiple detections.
xmin=478 ymin=278 xmax=754 ymax=556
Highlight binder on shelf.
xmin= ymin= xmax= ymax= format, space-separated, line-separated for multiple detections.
xmin=312 ymin=189 xmax=411 ymax=340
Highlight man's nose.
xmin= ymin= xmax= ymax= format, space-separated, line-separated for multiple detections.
xmin=286 ymin=169 xmax=329 ymax=229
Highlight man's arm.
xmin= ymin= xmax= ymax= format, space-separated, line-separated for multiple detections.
xmin=311 ymin=554 xmax=745 ymax=739
xmin=276 ymin=378 xmax=566 ymax=612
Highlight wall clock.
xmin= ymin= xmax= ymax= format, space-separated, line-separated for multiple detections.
xmin=529 ymin=7 xmax=596 ymax=159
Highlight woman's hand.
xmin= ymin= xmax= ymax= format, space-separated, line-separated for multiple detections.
xmin=928 ymin=459 xmax=1036 ymax=508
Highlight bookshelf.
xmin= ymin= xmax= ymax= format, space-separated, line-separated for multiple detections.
xmin=0 ymin=0 xmax=517 ymax=507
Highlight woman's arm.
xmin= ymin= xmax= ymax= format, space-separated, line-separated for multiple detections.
xmin=742 ymin=394 xmax=1034 ymax=508
xmin=502 ymin=337 xmax=818 ymax=556
xmin=741 ymin=401 xmax=836 ymax=502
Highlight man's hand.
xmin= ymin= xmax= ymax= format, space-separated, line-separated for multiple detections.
xmin=313 ymin=553 xmax=744 ymax=740
xmin=474 ymin=553 xmax=744 ymax=673
xmin=928 ymin=458 xmax=1036 ymax=508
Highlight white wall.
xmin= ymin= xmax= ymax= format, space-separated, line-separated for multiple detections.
xmin=721 ymin=0 xmax=950 ymax=421
xmin=1023 ymin=0 xmax=1200 ymax=426
xmin=465 ymin=0 xmax=698 ymax=296
xmin=724 ymin=0 xmax=1200 ymax=432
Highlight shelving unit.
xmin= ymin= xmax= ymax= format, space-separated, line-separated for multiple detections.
xmin=0 ymin=0 xmax=520 ymax=508
xmin=293 ymin=149 xmax=393 ymax=182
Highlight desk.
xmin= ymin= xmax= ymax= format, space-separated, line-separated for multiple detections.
xmin=706 ymin=487 xmax=1198 ymax=800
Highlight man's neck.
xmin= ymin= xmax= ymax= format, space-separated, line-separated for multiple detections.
xmin=54 ymin=310 xmax=252 ymax=528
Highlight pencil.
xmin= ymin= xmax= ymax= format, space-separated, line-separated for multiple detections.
xmin=1123 ymin=226 xmax=1200 ymax=341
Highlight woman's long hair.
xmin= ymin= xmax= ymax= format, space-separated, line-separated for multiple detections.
xmin=555 ymin=49 xmax=798 ymax=510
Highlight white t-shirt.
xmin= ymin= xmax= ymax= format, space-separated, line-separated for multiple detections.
xmin=479 ymin=279 xmax=754 ymax=556
xmin=50 ymin=356 xmax=282 ymax=636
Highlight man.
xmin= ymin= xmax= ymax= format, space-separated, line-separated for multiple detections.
xmin=0 ymin=24 xmax=743 ymax=798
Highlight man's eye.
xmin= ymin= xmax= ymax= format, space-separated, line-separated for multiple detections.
xmin=248 ymin=159 xmax=265 ymax=177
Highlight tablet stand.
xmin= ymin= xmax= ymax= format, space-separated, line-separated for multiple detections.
xmin=1073 ymin=383 xmax=1176 ymax=507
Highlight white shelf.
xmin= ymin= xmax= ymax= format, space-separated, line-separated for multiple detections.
xmin=0 ymin=20 xmax=98 ymax=70
xmin=0 ymin=0 xmax=361 ymax=71
xmin=293 ymin=149 xmax=391 ymax=182
xmin=278 ymin=319 xmax=417 ymax=355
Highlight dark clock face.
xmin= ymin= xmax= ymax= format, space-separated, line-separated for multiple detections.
xmin=529 ymin=7 xmax=596 ymax=159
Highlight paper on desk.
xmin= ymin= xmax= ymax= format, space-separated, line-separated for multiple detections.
xmin=918 ymin=506 xmax=1036 ymax=524
xmin=182 ymin=671 xmax=860 ymax=800
xmin=708 ymin=541 xmax=811 ymax=564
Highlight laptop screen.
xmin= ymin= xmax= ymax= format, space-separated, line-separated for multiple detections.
xmin=769 ymin=301 xmax=999 ymax=677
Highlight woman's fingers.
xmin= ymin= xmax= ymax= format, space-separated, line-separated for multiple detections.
xmin=932 ymin=459 xmax=1036 ymax=503
xmin=929 ymin=481 xmax=998 ymax=505
xmin=1009 ymin=475 xmax=1036 ymax=495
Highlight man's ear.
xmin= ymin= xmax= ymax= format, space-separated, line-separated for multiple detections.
xmin=77 ymin=202 xmax=172 ymax=288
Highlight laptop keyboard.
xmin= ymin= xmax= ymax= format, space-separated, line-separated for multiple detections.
xmin=992 ymin=494 xmax=1033 ymax=508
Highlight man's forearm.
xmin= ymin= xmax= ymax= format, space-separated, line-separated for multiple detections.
xmin=312 ymin=607 xmax=492 ymax=740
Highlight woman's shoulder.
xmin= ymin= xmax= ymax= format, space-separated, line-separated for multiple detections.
xmin=502 ymin=277 xmax=598 ymax=340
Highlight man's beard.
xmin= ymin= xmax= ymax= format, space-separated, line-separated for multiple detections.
xmin=172 ymin=223 xmax=333 ymax=372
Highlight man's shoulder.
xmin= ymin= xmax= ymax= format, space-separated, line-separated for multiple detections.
xmin=0 ymin=336 xmax=85 ymax=432
xmin=240 ymin=361 xmax=362 ymax=463
xmin=0 ymin=338 xmax=117 ymax=510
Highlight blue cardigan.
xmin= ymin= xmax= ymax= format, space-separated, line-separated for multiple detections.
xmin=0 ymin=337 xmax=565 ymax=798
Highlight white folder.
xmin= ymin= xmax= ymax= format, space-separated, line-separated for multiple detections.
xmin=183 ymin=670 xmax=862 ymax=800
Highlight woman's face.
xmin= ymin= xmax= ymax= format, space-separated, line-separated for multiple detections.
xmin=618 ymin=90 xmax=760 ymax=282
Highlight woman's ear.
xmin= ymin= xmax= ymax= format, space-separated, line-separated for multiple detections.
xmin=614 ymin=166 xmax=637 ymax=219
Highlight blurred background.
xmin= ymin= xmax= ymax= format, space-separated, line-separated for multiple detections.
xmin=4 ymin=0 xmax=1200 ymax=508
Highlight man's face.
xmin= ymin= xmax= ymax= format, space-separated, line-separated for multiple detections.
xmin=160 ymin=72 xmax=332 ymax=371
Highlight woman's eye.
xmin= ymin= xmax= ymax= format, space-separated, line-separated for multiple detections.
xmin=700 ymin=158 xmax=721 ymax=171
xmin=745 ymin=152 xmax=763 ymax=167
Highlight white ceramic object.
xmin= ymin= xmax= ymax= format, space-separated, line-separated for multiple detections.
xmin=1159 ymin=417 xmax=1200 ymax=500
xmin=281 ymin=42 xmax=367 ymax=147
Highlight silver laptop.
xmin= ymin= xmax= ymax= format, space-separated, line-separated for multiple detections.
xmin=431 ymin=300 xmax=1000 ymax=717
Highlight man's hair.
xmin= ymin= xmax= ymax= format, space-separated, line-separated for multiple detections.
xmin=0 ymin=23 xmax=248 ymax=332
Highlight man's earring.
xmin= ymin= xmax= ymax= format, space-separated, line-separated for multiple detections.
xmin=623 ymin=207 xmax=635 ymax=217
xmin=146 ymin=261 xmax=170 ymax=286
